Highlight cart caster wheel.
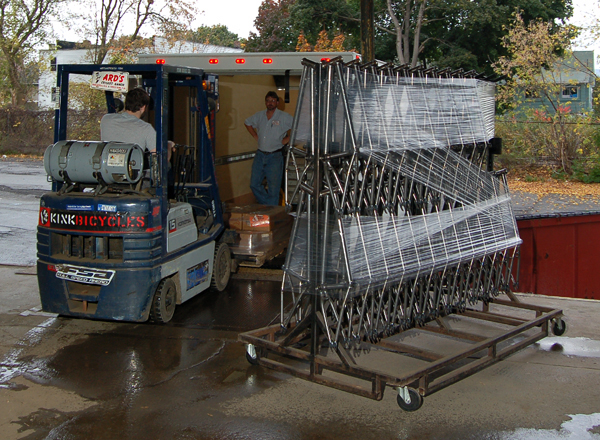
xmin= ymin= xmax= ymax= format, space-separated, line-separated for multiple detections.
xmin=552 ymin=318 xmax=567 ymax=336
xmin=397 ymin=387 xmax=423 ymax=412
xmin=245 ymin=344 xmax=259 ymax=366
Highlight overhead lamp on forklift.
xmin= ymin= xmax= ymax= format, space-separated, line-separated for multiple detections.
xmin=209 ymin=59 xmax=219 ymax=64
xmin=156 ymin=58 xmax=166 ymax=64
xmin=262 ymin=58 xmax=273 ymax=64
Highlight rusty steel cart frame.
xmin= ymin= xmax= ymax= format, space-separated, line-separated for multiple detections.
xmin=239 ymin=58 xmax=566 ymax=411
xmin=239 ymin=294 xmax=564 ymax=410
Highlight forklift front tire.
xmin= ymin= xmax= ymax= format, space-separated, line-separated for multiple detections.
xmin=211 ymin=242 xmax=232 ymax=291
xmin=150 ymin=278 xmax=177 ymax=323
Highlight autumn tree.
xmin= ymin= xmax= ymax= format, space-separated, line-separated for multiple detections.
xmin=247 ymin=0 xmax=358 ymax=52
xmin=246 ymin=0 xmax=573 ymax=73
xmin=289 ymin=0 xmax=359 ymax=49
xmin=0 ymin=0 xmax=64 ymax=107
xmin=494 ymin=14 xmax=589 ymax=173
xmin=296 ymin=33 xmax=312 ymax=52
xmin=296 ymin=30 xmax=347 ymax=52
xmin=69 ymin=0 xmax=197 ymax=64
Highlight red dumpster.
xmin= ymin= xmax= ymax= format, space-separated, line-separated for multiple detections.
xmin=516 ymin=213 xmax=600 ymax=300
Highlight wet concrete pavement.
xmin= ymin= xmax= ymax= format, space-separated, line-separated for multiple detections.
xmin=1 ymin=158 xmax=600 ymax=439
xmin=1 ymin=265 xmax=600 ymax=440
xmin=0 ymin=158 xmax=49 ymax=266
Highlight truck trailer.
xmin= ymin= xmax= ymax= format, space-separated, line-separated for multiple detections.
xmin=137 ymin=52 xmax=360 ymax=205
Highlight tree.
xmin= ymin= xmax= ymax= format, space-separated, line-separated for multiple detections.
xmin=421 ymin=0 xmax=573 ymax=74
xmin=356 ymin=0 xmax=573 ymax=70
xmin=246 ymin=0 xmax=573 ymax=73
xmin=288 ymin=0 xmax=359 ymax=49
xmin=0 ymin=0 xmax=64 ymax=107
xmin=190 ymin=25 xmax=242 ymax=48
xmin=382 ymin=0 xmax=428 ymax=66
xmin=246 ymin=0 xmax=359 ymax=52
xmin=70 ymin=0 xmax=197 ymax=64
xmin=296 ymin=30 xmax=347 ymax=52
xmin=494 ymin=14 xmax=588 ymax=173
xmin=246 ymin=0 xmax=296 ymax=52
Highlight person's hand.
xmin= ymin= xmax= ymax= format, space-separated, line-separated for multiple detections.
xmin=168 ymin=141 xmax=176 ymax=161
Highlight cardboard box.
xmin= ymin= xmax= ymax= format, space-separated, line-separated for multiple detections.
xmin=223 ymin=204 xmax=254 ymax=231
xmin=224 ymin=204 xmax=292 ymax=232
xmin=234 ymin=220 xmax=292 ymax=253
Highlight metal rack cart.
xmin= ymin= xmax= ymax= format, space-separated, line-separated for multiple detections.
xmin=239 ymin=58 xmax=565 ymax=411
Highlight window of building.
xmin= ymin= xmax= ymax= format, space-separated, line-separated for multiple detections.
xmin=562 ymin=86 xmax=579 ymax=100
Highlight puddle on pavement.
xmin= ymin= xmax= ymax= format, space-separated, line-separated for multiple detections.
xmin=489 ymin=413 xmax=600 ymax=439
xmin=536 ymin=337 xmax=600 ymax=358
xmin=0 ymin=317 xmax=58 ymax=389
xmin=172 ymin=277 xmax=286 ymax=331
xmin=1 ymin=278 xmax=286 ymax=401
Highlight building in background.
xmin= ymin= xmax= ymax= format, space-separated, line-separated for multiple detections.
xmin=516 ymin=50 xmax=596 ymax=115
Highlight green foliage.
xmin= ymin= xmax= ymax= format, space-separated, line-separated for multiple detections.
xmin=0 ymin=0 xmax=64 ymax=107
xmin=246 ymin=0 xmax=297 ymax=52
xmin=289 ymin=0 xmax=360 ymax=49
xmin=496 ymin=113 xmax=600 ymax=180
xmin=421 ymin=0 xmax=573 ymax=75
xmin=593 ymin=81 xmax=600 ymax=118
xmin=493 ymin=14 xmax=589 ymax=173
xmin=572 ymin=159 xmax=600 ymax=183
xmin=190 ymin=25 xmax=242 ymax=48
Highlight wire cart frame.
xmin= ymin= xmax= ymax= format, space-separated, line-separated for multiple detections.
xmin=239 ymin=58 xmax=565 ymax=411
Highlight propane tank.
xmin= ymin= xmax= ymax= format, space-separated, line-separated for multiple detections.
xmin=44 ymin=141 xmax=145 ymax=185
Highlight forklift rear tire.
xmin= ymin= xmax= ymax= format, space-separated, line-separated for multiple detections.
xmin=150 ymin=278 xmax=177 ymax=323
xmin=211 ymin=242 xmax=232 ymax=291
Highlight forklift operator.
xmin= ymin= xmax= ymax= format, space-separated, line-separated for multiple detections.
xmin=101 ymin=88 xmax=156 ymax=151
xmin=101 ymin=87 xmax=175 ymax=159
xmin=244 ymin=91 xmax=293 ymax=206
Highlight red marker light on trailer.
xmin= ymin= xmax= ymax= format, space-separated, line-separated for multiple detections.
xmin=263 ymin=58 xmax=273 ymax=64
xmin=321 ymin=58 xmax=331 ymax=62
xmin=156 ymin=58 xmax=166 ymax=65
xmin=209 ymin=59 xmax=219 ymax=64
xmin=235 ymin=58 xmax=246 ymax=64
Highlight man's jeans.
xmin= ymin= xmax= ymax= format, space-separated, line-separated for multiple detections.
xmin=250 ymin=150 xmax=283 ymax=205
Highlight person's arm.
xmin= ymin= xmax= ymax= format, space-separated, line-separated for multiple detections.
xmin=245 ymin=124 xmax=259 ymax=141
xmin=281 ymin=112 xmax=293 ymax=146
xmin=146 ymin=126 xmax=157 ymax=153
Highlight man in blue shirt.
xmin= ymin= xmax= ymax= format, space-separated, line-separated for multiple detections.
xmin=244 ymin=91 xmax=293 ymax=206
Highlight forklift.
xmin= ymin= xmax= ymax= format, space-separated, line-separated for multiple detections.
xmin=37 ymin=63 xmax=231 ymax=323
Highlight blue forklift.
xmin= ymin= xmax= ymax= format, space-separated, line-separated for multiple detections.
xmin=37 ymin=63 xmax=231 ymax=323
